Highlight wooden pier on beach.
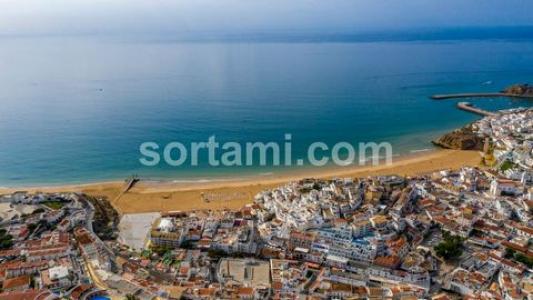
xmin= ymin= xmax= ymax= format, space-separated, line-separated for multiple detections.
xmin=123 ymin=175 xmax=139 ymax=193
xmin=112 ymin=175 xmax=140 ymax=215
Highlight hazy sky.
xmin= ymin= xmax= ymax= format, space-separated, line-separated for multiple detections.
xmin=1 ymin=0 xmax=533 ymax=36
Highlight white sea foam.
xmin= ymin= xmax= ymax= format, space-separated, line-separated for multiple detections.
xmin=258 ymin=172 xmax=274 ymax=176
xmin=410 ymin=148 xmax=432 ymax=153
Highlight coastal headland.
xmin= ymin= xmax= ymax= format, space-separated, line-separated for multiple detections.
xmin=0 ymin=149 xmax=481 ymax=214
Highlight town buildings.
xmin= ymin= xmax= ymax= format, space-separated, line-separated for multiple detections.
xmin=0 ymin=108 xmax=531 ymax=299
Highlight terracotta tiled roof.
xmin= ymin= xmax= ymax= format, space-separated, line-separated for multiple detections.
xmin=2 ymin=276 xmax=30 ymax=290
xmin=373 ymin=255 xmax=401 ymax=268
xmin=0 ymin=290 xmax=41 ymax=300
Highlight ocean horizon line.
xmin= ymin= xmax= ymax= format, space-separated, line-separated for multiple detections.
xmin=2 ymin=25 xmax=533 ymax=43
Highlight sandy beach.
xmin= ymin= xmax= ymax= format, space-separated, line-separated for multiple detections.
xmin=0 ymin=149 xmax=481 ymax=214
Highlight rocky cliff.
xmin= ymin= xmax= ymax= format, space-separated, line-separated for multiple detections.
xmin=503 ymin=84 xmax=533 ymax=96
xmin=432 ymin=125 xmax=484 ymax=150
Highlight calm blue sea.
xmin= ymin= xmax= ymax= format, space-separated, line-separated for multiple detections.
xmin=0 ymin=35 xmax=532 ymax=186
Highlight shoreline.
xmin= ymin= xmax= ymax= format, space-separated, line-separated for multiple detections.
xmin=0 ymin=148 xmax=422 ymax=191
xmin=0 ymin=149 xmax=482 ymax=214
xmin=0 ymin=148 xmax=451 ymax=192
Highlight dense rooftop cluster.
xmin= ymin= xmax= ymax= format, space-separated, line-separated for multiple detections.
xmin=474 ymin=108 xmax=532 ymax=178
xmin=0 ymin=193 xmax=112 ymax=300
xmin=142 ymin=162 xmax=531 ymax=299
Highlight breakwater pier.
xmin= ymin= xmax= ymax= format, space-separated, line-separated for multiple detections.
xmin=456 ymin=102 xmax=497 ymax=117
xmin=431 ymin=92 xmax=533 ymax=100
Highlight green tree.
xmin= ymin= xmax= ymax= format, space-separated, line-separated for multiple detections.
xmin=504 ymin=248 xmax=516 ymax=259
xmin=434 ymin=231 xmax=463 ymax=260
xmin=0 ymin=231 xmax=13 ymax=250
xmin=32 ymin=208 xmax=45 ymax=214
